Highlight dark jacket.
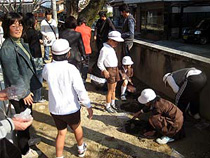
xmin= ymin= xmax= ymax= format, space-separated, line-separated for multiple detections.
xmin=122 ymin=14 xmax=135 ymax=41
xmin=143 ymin=98 xmax=183 ymax=137
xmin=0 ymin=38 xmax=42 ymax=98
xmin=60 ymin=29 xmax=86 ymax=66
xmin=23 ymin=28 xmax=42 ymax=58
xmin=94 ymin=18 xmax=116 ymax=43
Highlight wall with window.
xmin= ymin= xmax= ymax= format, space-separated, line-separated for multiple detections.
xmin=137 ymin=2 xmax=166 ymax=40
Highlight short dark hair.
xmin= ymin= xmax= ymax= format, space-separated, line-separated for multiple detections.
xmin=45 ymin=9 xmax=52 ymax=16
xmin=65 ymin=16 xmax=77 ymax=29
xmin=24 ymin=12 xmax=35 ymax=29
xmin=52 ymin=53 xmax=69 ymax=61
xmin=119 ymin=4 xmax=130 ymax=13
xmin=99 ymin=11 xmax=107 ymax=17
xmin=77 ymin=16 xmax=86 ymax=25
xmin=2 ymin=12 xmax=23 ymax=38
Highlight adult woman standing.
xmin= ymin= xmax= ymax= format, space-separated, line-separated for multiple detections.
xmin=0 ymin=12 xmax=41 ymax=157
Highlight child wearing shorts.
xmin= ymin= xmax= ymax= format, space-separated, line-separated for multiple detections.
xmin=42 ymin=39 xmax=93 ymax=158
xmin=97 ymin=31 xmax=124 ymax=113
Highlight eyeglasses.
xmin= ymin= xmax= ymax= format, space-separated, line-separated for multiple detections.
xmin=10 ymin=24 xmax=23 ymax=29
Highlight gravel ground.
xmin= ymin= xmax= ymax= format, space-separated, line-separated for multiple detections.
xmin=30 ymin=75 xmax=210 ymax=158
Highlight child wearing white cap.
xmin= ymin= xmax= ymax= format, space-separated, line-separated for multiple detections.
xmin=42 ymin=39 xmax=93 ymax=158
xmin=133 ymin=88 xmax=184 ymax=144
xmin=97 ymin=31 xmax=124 ymax=113
xmin=119 ymin=56 xmax=135 ymax=101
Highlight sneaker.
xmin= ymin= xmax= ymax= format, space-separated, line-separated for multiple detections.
xmin=78 ymin=143 xmax=87 ymax=157
xmin=193 ymin=113 xmax=201 ymax=120
xmin=156 ymin=136 xmax=174 ymax=144
xmin=188 ymin=111 xmax=201 ymax=120
xmin=22 ymin=148 xmax=41 ymax=158
xmin=111 ymin=104 xmax=118 ymax=110
xmin=121 ymin=95 xmax=127 ymax=101
xmin=105 ymin=106 xmax=116 ymax=113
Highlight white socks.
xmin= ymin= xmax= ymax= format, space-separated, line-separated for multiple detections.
xmin=111 ymin=100 xmax=115 ymax=105
xmin=106 ymin=100 xmax=115 ymax=107
xmin=121 ymin=85 xmax=127 ymax=96
xmin=106 ymin=103 xmax=111 ymax=108
xmin=56 ymin=156 xmax=64 ymax=158
xmin=78 ymin=143 xmax=85 ymax=151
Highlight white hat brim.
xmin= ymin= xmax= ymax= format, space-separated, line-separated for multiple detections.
xmin=124 ymin=61 xmax=134 ymax=65
xmin=109 ymin=37 xmax=124 ymax=42
xmin=138 ymin=96 xmax=148 ymax=104
xmin=52 ymin=47 xmax=71 ymax=55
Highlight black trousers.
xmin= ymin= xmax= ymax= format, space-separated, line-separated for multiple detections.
xmin=0 ymin=138 xmax=21 ymax=158
xmin=10 ymin=99 xmax=31 ymax=155
xmin=81 ymin=55 xmax=90 ymax=82
xmin=177 ymin=73 xmax=207 ymax=115
xmin=96 ymin=38 xmax=104 ymax=53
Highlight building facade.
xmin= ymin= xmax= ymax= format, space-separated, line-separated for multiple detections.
xmin=110 ymin=0 xmax=210 ymax=40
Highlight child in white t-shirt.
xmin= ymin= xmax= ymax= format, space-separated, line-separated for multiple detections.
xmin=42 ymin=39 xmax=93 ymax=158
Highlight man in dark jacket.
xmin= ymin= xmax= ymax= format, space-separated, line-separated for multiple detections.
xmin=119 ymin=4 xmax=135 ymax=56
xmin=94 ymin=11 xmax=116 ymax=52
xmin=59 ymin=16 xmax=86 ymax=76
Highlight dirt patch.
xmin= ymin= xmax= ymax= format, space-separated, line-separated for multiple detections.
xmin=30 ymin=75 xmax=210 ymax=158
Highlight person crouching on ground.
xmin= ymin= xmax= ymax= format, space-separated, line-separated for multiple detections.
xmin=42 ymin=39 xmax=93 ymax=158
xmin=133 ymin=89 xmax=184 ymax=144
xmin=119 ymin=56 xmax=135 ymax=101
xmin=97 ymin=31 xmax=124 ymax=113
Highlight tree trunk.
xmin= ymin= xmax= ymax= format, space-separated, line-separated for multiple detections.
xmin=66 ymin=0 xmax=79 ymax=18
xmin=52 ymin=0 xmax=57 ymax=22
xmin=78 ymin=0 xmax=107 ymax=26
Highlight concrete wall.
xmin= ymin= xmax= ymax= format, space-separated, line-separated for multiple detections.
xmin=130 ymin=39 xmax=210 ymax=120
